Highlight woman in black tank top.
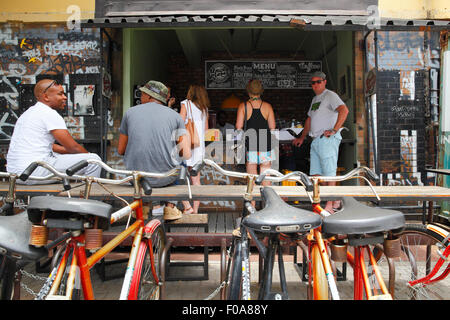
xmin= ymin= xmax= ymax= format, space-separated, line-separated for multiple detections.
xmin=235 ymin=79 xmax=276 ymax=187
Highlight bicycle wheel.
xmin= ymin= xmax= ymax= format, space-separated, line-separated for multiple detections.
xmin=0 ymin=255 xmax=16 ymax=300
xmin=227 ymin=239 xmax=243 ymax=300
xmin=394 ymin=223 xmax=449 ymax=300
xmin=311 ymin=244 xmax=329 ymax=300
xmin=128 ymin=223 xmax=165 ymax=300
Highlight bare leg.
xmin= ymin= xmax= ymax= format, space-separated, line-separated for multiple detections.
xmin=259 ymin=161 xmax=272 ymax=186
xmin=323 ymin=181 xmax=336 ymax=212
xmin=246 ymin=162 xmax=258 ymax=207
xmin=191 ymin=173 xmax=201 ymax=213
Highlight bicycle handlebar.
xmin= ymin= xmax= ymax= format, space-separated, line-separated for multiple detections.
xmin=19 ymin=159 xmax=180 ymax=187
xmin=311 ymin=166 xmax=379 ymax=183
xmin=310 ymin=166 xmax=380 ymax=201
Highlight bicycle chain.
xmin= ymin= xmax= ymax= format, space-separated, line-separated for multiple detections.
xmin=17 ymin=267 xmax=56 ymax=300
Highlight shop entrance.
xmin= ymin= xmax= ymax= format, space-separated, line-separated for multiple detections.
xmin=120 ymin=27 xmax=357 ymax=177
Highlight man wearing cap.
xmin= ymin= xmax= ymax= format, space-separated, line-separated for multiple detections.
xmin=118 ymin=80 xmax=191 ymax=220
xmin=292 ymin=71 xmax=349 ymax=214
xmin=6 ymin=79 xmax=101 ymax=184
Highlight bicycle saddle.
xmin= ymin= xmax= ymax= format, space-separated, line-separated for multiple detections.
xmin=243 ymin=187 xmax=321 ymax=233
xmin=27 ymin=196 xmax=113 ymax=230
xmin=322 ymin=197 xmax=405 ymax=235
xmin=0 ymin=212 xmax=47 ymax=261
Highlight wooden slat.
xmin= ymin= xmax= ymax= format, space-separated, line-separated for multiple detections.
xmin=2 ymin=183 xmax=450 ymax=202
xmin=225 ymin=212 xmax=235 ymax=233
xmin=208 ymin=212 xmax=218 ymax=233
xmin=216 ymin=212 xmax=225 ymax=233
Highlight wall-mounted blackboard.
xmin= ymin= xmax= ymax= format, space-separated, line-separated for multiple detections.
xmin=205 ymin=61 xmax=322 ymax=89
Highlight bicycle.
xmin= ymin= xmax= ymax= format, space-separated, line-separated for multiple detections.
xmin=191 ymin=159 xmax=330 ymax=300
xmin=393 ymin=221 xmax=449 ymax=300
xmin=293 ymin=168 xmax=406 ymax=300
xmin=0 ymin=170 xmax=66 ymax=300
xmin=9 ymin=158 xmax=187 ymax=300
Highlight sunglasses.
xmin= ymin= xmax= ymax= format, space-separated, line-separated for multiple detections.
xmin=43 ymin=80 xmax=59 ymax=94
xmin=311 ymin=80 xmax=324 ymax=85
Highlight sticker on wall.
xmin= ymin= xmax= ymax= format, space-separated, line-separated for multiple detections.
xmin=73 ymin=85 xmax=95 ymax=116
xmin=399 ymin=71 xmax=415 ymax=101
xmin=64 ymin=116 xmax=85 ymax=140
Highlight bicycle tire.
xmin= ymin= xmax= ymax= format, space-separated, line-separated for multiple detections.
xmin=128 ymin=223 xmax=165 ymax=300
xmin=311 ymin=244 xmax=329 ymax=300
xmin=227 ymin=239 xmax=243 ymax=300
xmin=395 ymin=223 xmax=449 ymax=300
xmin=0 ymin=255 xmax=16 ymax=300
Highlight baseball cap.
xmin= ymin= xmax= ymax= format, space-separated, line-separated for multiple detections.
xmin=310 ymin=71 xmax=326 ymax=80
xmin=138 ymin=80 xmax=168 ymax=103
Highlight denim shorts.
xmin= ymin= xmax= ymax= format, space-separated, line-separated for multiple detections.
xmin=309 ymin=131 xmax=342 ymax=176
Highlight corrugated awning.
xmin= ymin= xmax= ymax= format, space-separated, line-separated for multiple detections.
xmin=81 ymin=14 xmax=450 ymax=30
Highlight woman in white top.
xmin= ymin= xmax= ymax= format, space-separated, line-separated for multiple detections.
xmin=179 ymin=84 xmax=210 ymax=214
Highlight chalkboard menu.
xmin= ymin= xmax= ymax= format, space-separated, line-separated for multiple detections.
xmin=205 ymin=61 xmax=322 ymax=89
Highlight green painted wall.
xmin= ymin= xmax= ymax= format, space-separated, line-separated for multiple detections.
xmin=336 ymin=31 xmax=357 ymax=179
xmin=122 ymin=29 xmax=169 ymax=114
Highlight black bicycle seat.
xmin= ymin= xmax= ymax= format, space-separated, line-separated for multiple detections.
xmin=322 ymin=197 xmax=405 ymax=235
xmin=243 ymin=187 xmax=321 ymax=233
xmin=0 ymin=212 xmax=47 ymax=261
xmin=27 ymin=196 xmax=113 ymax=230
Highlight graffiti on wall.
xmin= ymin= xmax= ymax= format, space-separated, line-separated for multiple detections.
xmin=0 ymin=24 xmax=101 ymax=142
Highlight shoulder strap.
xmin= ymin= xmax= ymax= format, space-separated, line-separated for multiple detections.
xmin=187 ymin=100 xmax=193 ymax=119
xmin=244 ymin=101 xmax=247 ymax=131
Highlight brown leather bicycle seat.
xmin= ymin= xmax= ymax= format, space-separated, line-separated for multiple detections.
xmin=322 ymin=197 xmax=405 ymax=235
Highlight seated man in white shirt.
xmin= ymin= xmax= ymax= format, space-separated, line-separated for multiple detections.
xmin=6 ymin=79 xmax=101 ymax=184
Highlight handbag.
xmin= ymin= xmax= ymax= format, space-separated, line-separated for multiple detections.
xmin=186 ymin=100 xmax=200 ymax=148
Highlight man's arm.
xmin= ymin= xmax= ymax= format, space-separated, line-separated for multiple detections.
xmin=333 ymin=105 xmax=349 ymax=131
xmin=292 ymin=117 xmax=311 ymax=147
xmin=51 ymin=129 xmax=88 ymax=154
xmin=178 ymin=133 xmax=191 ymax=160
xmin=117 ymin=134 xmax=128 ymax=155
xmin=323 ymin=104 xmax=349 ymax=137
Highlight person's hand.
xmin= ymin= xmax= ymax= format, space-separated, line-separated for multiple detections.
xmin=168 ymin=97 xmax=176 ymax=108
xmin=292 ymin=136 xmax=304 ymax=147
xmin=323 ymin=129 xmax=336 ymax=138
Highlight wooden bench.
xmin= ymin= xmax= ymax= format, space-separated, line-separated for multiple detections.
xmin=163 ymin=214 xmax=210 ymax=281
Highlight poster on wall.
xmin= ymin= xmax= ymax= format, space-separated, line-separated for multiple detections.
xmin=205 ymin=60 xmax=322 ymax=89
xmin=73 ymin=85 xmax=96 ymax=116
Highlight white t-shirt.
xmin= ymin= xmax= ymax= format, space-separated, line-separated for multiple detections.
xmin=6 ymin=101 xmax=67 ymax=174
xmin=307 ymin=89 xmax=345 ymax=138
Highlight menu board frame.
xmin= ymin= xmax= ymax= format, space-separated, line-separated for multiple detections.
xmin=205 ymin=60 xmax=322 ymax=89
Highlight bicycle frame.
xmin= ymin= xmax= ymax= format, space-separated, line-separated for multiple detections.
xmin=307 ymin=171 xmax=393 ymax=300
xmin=20 ymin=159 xmax=177 ymax=300
xmin=407 ymin=230 xmax=450 ymax=288
xmin=47 ymin=198 xmax=161 ymax=300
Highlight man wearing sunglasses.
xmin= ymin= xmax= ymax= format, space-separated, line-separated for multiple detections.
xmin=6 ymin=79 xmax=101 ymax=184
xmin=292 ymin=71 xmax=348 ymax=214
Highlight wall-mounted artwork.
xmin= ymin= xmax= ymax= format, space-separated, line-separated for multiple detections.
xmin=73 ymin=85 xmax=95 ymax=116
